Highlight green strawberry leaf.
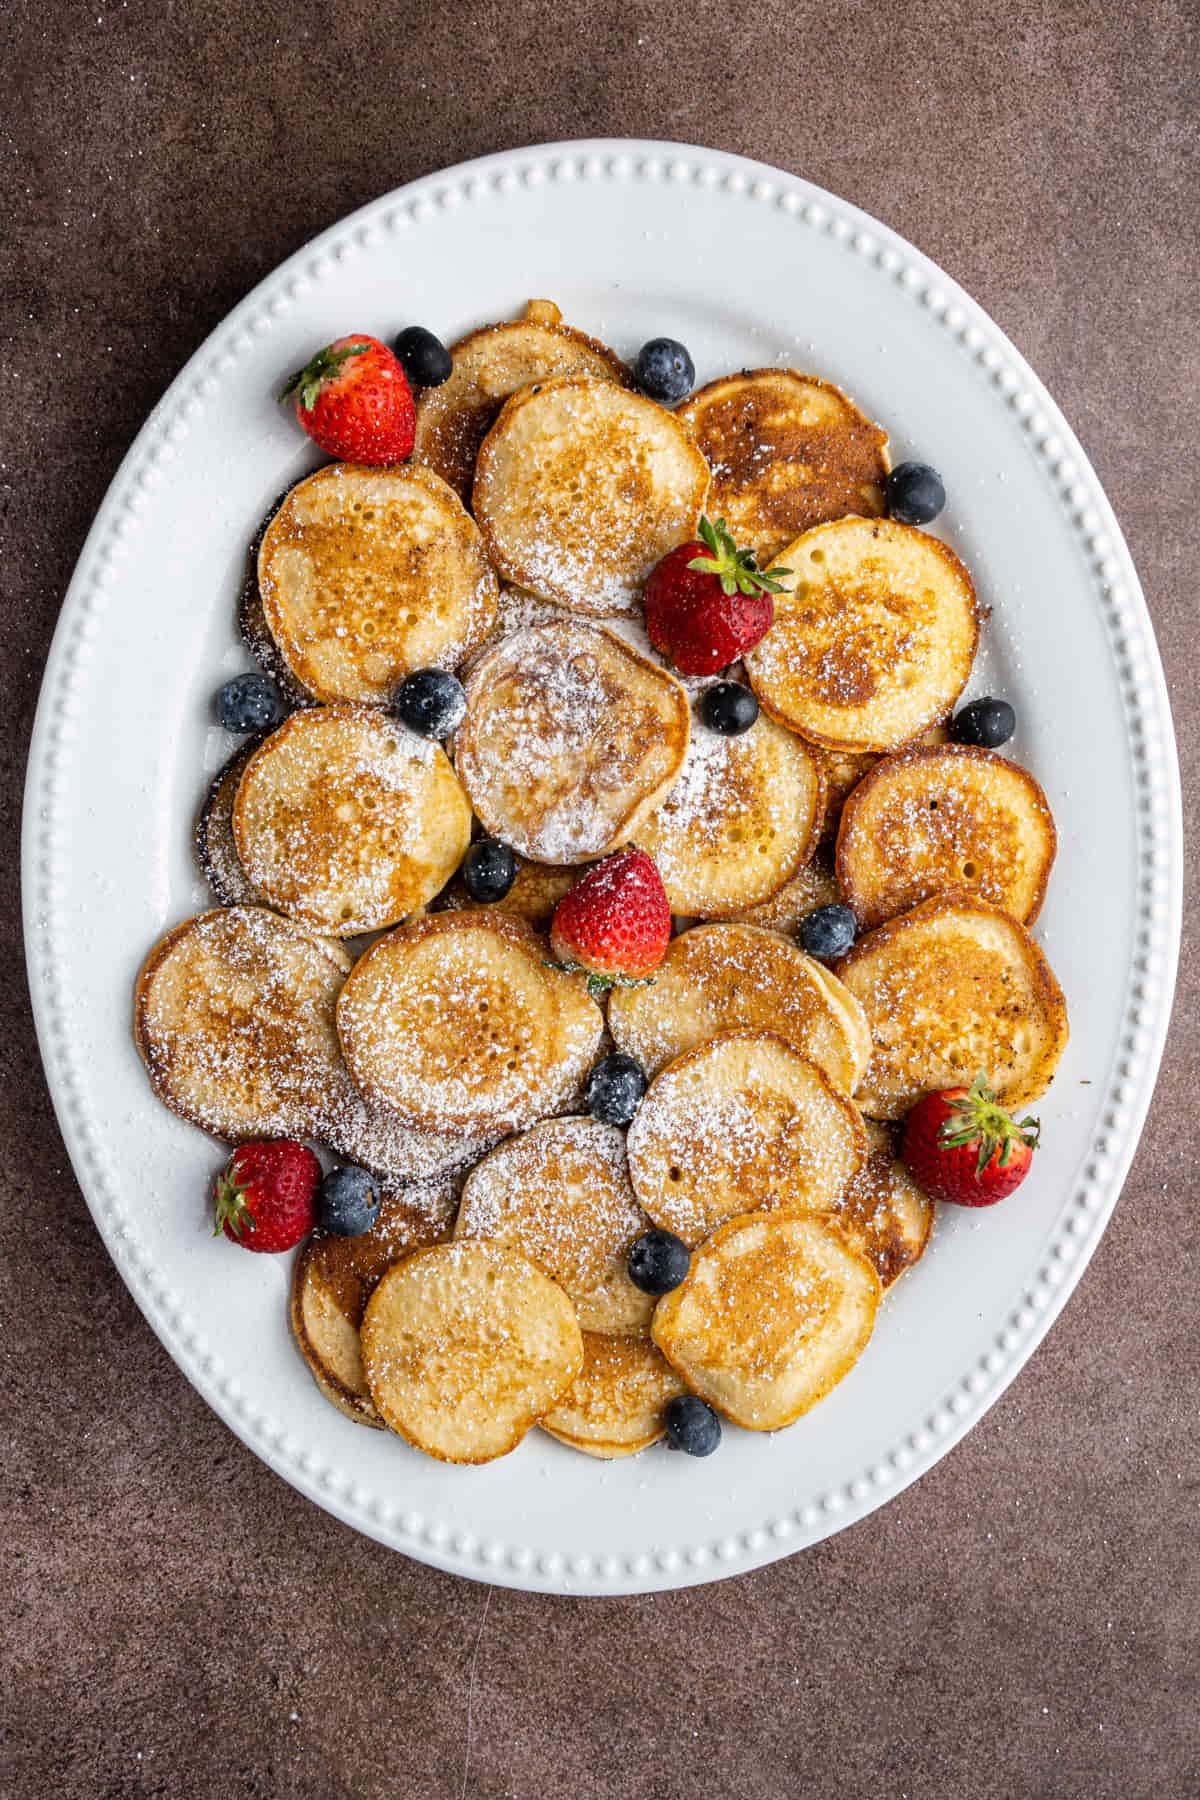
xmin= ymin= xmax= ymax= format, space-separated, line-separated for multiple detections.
xmin=687 ymin=516 xmax=791 ymax=599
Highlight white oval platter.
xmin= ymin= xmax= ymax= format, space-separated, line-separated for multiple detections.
xmin=22 ymin=141 xmax=1182 ymax=1594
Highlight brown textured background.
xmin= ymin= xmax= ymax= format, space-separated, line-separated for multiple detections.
xmin=3 ymin=2 xmax=1197 ymax=1796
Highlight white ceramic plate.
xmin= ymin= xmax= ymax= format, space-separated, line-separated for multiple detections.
xmin=23 ymin=141 xmax=1182 ymax=1594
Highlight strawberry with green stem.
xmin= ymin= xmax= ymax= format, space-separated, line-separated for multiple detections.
xmin=901 ymin=1071 xmax=1040 ymax=1208
xmin=279 ymin=334 xmax=415 ymax=465
xmin=550 ymin=848 xmax=672 ymax=997
xmin=644 ymin=515 xmax=790 ymax=677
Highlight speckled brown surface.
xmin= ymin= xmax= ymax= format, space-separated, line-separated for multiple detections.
xmin=3 ymin=3 xmax=1197 ymax=1796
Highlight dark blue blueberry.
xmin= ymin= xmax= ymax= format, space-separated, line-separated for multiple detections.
xmin=664 ymin=1394 xmax=722 ymax=1457
xmin=701 ymin=681 xmax=759 ymax=736
xmin=628 ymin=1228 xmax=691 ymax=1296
xmin=216 ymin=672 xmax=286 ymax=734
xmin=885 ymin=461 xmax=946 ymax=525
xmin=393 ymin=668 xmax=467 ymax=738
xmin=634 ymin=337 xmax=695 ymax=406
xmin=318 ymin=1165 xmax=382 ymax=1237
xmin=950 ymin=696 xmax=1016 ymax=749
xmin=585 ymin=1052 xmax=647 ymax=1127
xmin=462 ymin=838 xmax=519 ymax=903
xmin=798 ymin=903 xmax=857 ymax=961
xmin=394 ymin=325 xmax=453 ymax=388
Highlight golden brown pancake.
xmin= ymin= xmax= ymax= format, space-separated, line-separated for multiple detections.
xmin=676 ymin=368 xmax=889 ymax=562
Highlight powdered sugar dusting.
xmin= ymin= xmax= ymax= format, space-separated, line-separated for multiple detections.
xmin=626 ymin=1033 xmax=865 ymax=1246
xmin=638 ymin=714 xmax=820 ymax=916
xmin=456 ymin=1117 xmax=654 ymax=1332
xmin=455 ymin=621 xmax=689 ymax=863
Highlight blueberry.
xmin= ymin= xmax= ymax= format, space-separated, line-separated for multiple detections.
xmin=393 ymin=668 xmax=467 ymax=737
xmin=634 ymin=337 xmax=695 ymax=406
xmin=318 ymin=1165 xmax=382 ymax=1237
xmin=216 ymin=672 xmax=286 ymax=734
xmin=701 ymin=681 xmax=759 ymax=736
xmin=462 ymin=838 xmax=518 ymax=903
xmin=885 ymin=461 xmax=946 ymax=526
xmin=628 ymin=1228 xmax=691 ymax=1296
xmin=798 ymin=903 xmax=857 ymax=961
xmin=394 ymin=325 xmax=452 ymax=388
xmin=664 ymin=1394 xmax=722 ymax=1457
xmin=585 ymin=1052 xmax=647 ymax=1127
xmin=950 ymin=696 xmax=1016 ymax=749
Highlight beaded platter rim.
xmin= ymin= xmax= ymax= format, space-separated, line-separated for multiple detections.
xmin=22 ymin=140 xmax=1183 ymax=1593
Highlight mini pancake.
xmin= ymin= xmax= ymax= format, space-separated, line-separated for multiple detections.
xmin=836 ymin=892 xmax=1069 ymax=1118
xmin=412 ymin=299 xmax=630 ymax=502
xmin=676 ymin=369 xmax=889 ymax=563
xmin=256 ymin=462 xmax=498 ymax=703
xmin=636 ymin=711 xmax=823 ymax=917
xmin=134 ymin=906 xmax=353 ymax=1142
xmin=541 ymin=1334 xmax=686 ymax=1458
xmin=652 ymin=1211 xmax=881 ymax=1430
xmin=195 ymin=737 xmax=269 ymax=907
xmin=436 ymin=853 xmax=576 ymax=930
xmin=361 ymin=1241 xmax=583 ymax=1464
xmin=815 ymin=724 xmax=948 ymax=846
xmin=455 ymin=619 xmax=691 ymax=864
xmin=744 ymin=518 xmax=978 ymax=752
xmin=232 ymin=706 xmax=472 ymax=935
xmin=836 ymin=743 xmax=1057 ymax=927
xmin=291 ymin=1177 xmax=462 ymax=1426
xmin=336 ymin=913 xmax=605 ymax=1136
xmin=455 ymin=1118 xmax=655 ymax=1335
xmin=607 ymin=922 xmax=869 ymax=1092
xmin=729 ymin=854 xmax=841 ymax=934
xmin=473 ymin=375 xmax=710 ymax=616
xmin=829 ymin=1120 xmax=933 ymax=1289
xmin=626 ymin=1031 xmax=868 ymax=1247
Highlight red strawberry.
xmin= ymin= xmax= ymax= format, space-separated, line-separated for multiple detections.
xmin=213 ymin=1140 xmax=321 ymax=1252
xmin=901 ymin=1072 xmax=1040 ymax=1208
xmin=644 ymin=515 xmax=789 ymax=677
xmin=279 ymin=334 xmax=415 ymax=464
xmin=550 ymin=848 xmax=672 ymax=995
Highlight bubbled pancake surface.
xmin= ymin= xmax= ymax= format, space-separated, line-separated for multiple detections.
xmin=473 ymin=375 xmax=710 ymax=616
xmin=728 ymin=853 xmax=842 ymax=933
xmin=134 ymin=906 xmax=352 ymax=1142
xmin=257 ymin=463 xmax=498 ymax=702
xmin=676 ymin=368 xmax=889 ymax=563
xmin=744 ymin=518 xmax=978 ymax=752
xmin=412 ymin=301 xmax=629 ymax=502
xmin=360 ymin=1241 xmax=584 ymax=1464
xmin=652 ymin=1211 xmax=881 ymax=1430
xmin=455 ymin=1118 xmax=655 ymax=1335
xmin=607 ymin=922 xmax=868 ymax=1092
xmin=541 ymin=1333 xmax=686 ymax=1459
xmin=626 ymin=1030 xmax=868 ymax=1247
xmin=636 ymin=711 xmax=823 ymax=917
xmin=836 ymin=892 xmax=1069 ymax=1118
xmin=836 ymin=743 xmax=1057 ymax=927
xmin=232 ymin=706 xmax=472 ymax=935
xmin=827 ymin=1119 xmax=933 ymax=1289
xmin=336 ymin=913 xmax=605 ymax=1136
xmin=455 ymin=619 xmax=691 ymax=864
